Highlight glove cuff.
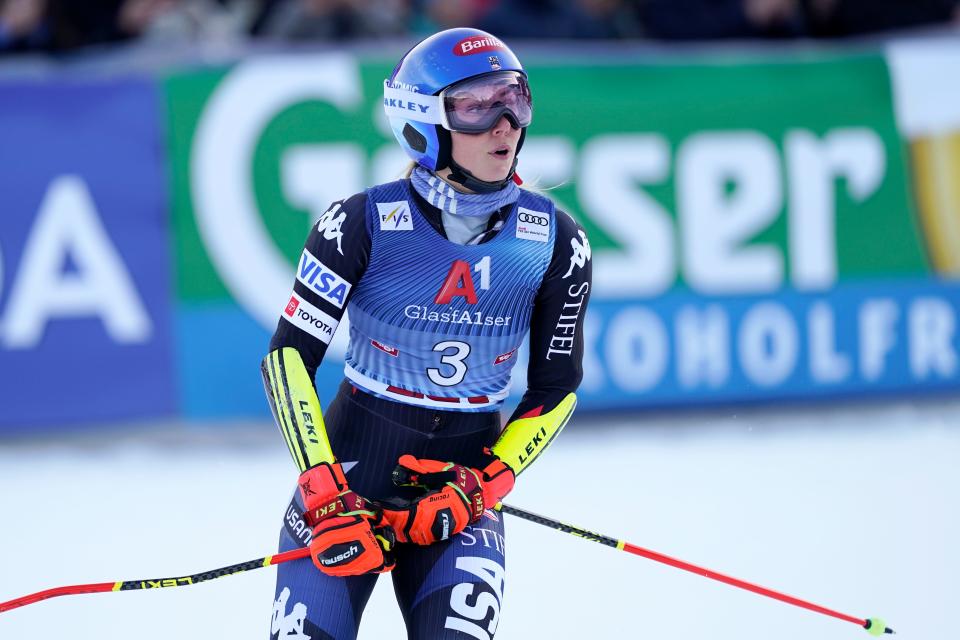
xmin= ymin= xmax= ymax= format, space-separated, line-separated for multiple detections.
xmin=299 ymin=462 xmax=348 ymax=522
xmin=480 ymin=450 xmax=516 ymax=507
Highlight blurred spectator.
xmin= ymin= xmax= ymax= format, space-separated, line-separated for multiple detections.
xmin=0 ymin=0 xmax=257 ymax=54
xmin=803 ymin=0 xmax=960 ymax=37
xmin=0 ymin=0 xmax=47 ymax=51
xmin=410 ymin=0 xmax=492 ymax=34
xmin=122 ymin=0 xmax=260 ymax=46
xmin=251 ymin=0 xmax=408 ymax=40
xmin=4 ymin=0 xmax=959 ymax=56
xmin=639 ymin=0 xmax=804 ymax=40
xmin=42 ymin=0 xmax=143 ymax=50
xmin=478 ymin=0 xmax=642 ymax=39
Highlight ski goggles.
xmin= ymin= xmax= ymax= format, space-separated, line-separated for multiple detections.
xmin=383 ymin=71 xmax=533 ymax=133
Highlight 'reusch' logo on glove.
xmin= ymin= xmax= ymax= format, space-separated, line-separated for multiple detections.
xmin=432 ymin=509 xmax=454 ymax=541
xmin=319 ymin=542 xmax=362 ymax=567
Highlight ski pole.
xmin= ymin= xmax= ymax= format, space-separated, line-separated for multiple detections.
xmin=2 ymin=506 xmax=896 ymax=637
xmin=0 ymin=547 xmax=310 ymax=614
xmin=498 ymin=503 xmax=894 ymax=636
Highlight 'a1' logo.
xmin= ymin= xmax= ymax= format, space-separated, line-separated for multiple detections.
xmin=435 ymin=257 xmax=491 ymax=305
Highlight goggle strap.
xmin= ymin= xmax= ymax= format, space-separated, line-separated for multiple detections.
xmin=383 ymin=81 xmax=444 ymax=126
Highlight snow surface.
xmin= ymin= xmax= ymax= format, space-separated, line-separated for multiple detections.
xmin=0 ymin=398 xmax=957 ymax=639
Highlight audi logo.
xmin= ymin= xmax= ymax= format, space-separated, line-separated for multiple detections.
xmin=519 ymin=212 xmax=548 ymax=226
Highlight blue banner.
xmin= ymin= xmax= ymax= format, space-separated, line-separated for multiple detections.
xmin=576 ymin=279 xmax=960 ymax=410
xmin=0 ymin=80 xmax=176 ymax=429
xmin=177 ymin=279 xmax=960 ymax=418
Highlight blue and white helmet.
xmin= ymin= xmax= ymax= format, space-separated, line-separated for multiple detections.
xmin=384 ymin=28 xmax=530 ymax=190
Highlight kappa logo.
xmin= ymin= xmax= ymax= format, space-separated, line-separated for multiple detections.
xmin=316 ymin=203 xmax=347 ymax=255
xmin=377 ymin=201 xmax=413 ymax=231
xmin=297 ymin=249 xmax=351 ymax=309
xmin=563 ymin=229 xmax=592 ymax=278
xmin=271 ymin=587 xmax=310 ymax=639
xmin=516 ymin=207 xmax=550 ymax=243
xmin=282 ymin=292 xmax=339 ymax=344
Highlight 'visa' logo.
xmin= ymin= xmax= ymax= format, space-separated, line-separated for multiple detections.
xmin=297 ymin=249 xmax=351 ymax=308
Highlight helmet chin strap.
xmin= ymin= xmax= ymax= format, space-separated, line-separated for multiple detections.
xmin=438 ymin=127 xmax=527 ymax=194
xmin=445 ymin=156 xmax=518 ymax=193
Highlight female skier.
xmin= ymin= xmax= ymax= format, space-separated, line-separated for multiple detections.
xmin=261 ymin=27 xmax=592 ymax=640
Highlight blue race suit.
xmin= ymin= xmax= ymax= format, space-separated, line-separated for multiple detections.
xmin=267 ymin=179 xmax=592 ymax=640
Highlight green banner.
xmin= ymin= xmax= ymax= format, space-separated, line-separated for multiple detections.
xmin=163 ymin=50 xmax=944 ymax=416
xmin=166 ymin=52 xmax=926 ymax=314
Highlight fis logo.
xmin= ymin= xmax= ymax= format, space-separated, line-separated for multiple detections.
xmin=282 ymin=292 xmax=339 ymax=344
xmin=377 ymin=201 xmax=413 ymax=231
xmin=297 ymin=249 xmax=351 ymax=308
xmin=494 ymin=348 xmax=516 ymax=365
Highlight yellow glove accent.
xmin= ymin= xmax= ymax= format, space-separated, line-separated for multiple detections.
xmin=491 ymin=393 xmax=577 ymax=475
xmin=261 ymin=347 xmax=335 ymax=472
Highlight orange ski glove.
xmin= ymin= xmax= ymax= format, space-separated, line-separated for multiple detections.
xmin=298 ymin=462 xmax=396 ymax=576
xmin=382 ymin=450 xmax=515 ymax=545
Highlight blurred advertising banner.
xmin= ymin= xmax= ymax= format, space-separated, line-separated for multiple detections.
xmin=2 ymin=46 xmax=950 ymax=426
xmin=0 ymin=80 xmax=176 ymax=429
xmin=164 ymin=48 xmax=958 ymax=416
xmin=888 ymin=39 xmax=960 ymax=276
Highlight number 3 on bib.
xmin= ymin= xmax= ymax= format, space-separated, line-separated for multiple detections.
xmin=428 ymin=340 xmax=471 ymax=386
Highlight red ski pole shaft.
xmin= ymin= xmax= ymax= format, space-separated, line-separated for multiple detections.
xmin=0 ymin=547 xmax=310 ymax=614
xmin=498 ymin=503 xmax=894 ymax=636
